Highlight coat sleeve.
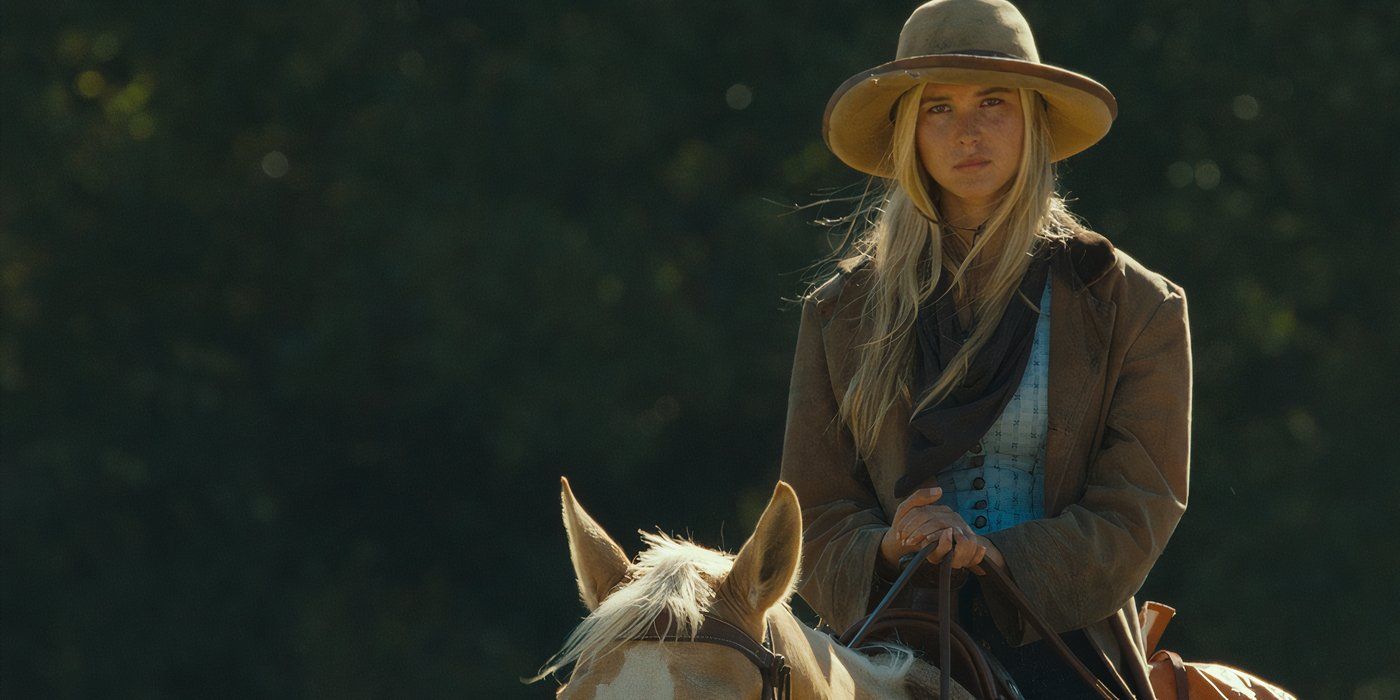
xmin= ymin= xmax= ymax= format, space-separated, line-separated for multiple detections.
xmin=778 ymin=294 xmax=891 ymax=633
xmin=983 ymin=288 xmax=1192 ymax=646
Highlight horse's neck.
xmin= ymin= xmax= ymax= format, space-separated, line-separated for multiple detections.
xmin=771 ymin=612 xmax=932 ymax=699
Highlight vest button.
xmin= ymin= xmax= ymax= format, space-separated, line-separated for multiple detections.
xmin=972 ymin=477 xmax=985 ymax=489
xmin=973 ymin=515 xmax=988 ymax=528
xmin=973 ymin=499 xmax=987 ymax=510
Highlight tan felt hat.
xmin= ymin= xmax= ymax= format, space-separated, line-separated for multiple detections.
xmin=822 ymin=0 xmax=1118 ymax=178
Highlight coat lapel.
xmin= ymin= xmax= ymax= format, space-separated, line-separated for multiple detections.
xmin=1043 ymin=231 xmax=1117 ymax=515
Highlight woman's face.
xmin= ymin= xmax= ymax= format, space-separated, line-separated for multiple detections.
xmin=914 ymin=82 xmax=1024 ymax=208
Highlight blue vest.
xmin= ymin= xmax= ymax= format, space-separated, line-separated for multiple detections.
xmin=939 ymin=274 xmax=1051 ymax=533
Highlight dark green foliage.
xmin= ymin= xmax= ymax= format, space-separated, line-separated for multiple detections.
xmin=3 ymin=1 xmax=1397 ymax=697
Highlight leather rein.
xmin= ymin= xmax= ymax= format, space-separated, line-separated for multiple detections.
xmin=841 ymin=538 xmax=1142 ymax=700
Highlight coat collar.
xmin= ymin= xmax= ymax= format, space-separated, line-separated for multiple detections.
xmin=1058 ymin=226 xmax=1117 ymax=291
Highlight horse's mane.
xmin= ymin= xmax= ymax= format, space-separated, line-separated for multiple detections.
xmin=531 ymin=531 xmax=750 ymax=681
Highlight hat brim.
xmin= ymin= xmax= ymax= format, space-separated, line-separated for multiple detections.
xmin=822 ymin=54 xmax=1118 ymax=178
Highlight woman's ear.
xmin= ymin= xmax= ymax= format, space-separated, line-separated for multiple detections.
xmin=560 ymin=477 xmax=631 ymax=611
xmin=716 ymin=482 xmax=803 ymax=625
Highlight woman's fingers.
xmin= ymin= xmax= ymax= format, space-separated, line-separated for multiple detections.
xmin=897 ymin=508 xmax=965 ymax=545
xmin=898 ymin=504 xmax=955 ymax=527
xmin=893 ymin=487 xmax=943 ymax=525
xmin=969 ymin=540 xmax=988 ymax=568
xmin=903 ymin=517 xmax=950 ymax=546
xmin=923 ymin=528 xmax=956 ymax=564
xmin=894 ymin=504 xmax=955 ymax=534
xmin=917 ymin=529 xmax=987 ymax=570
xmin=950 ymin=533 xmax=985 ymax=569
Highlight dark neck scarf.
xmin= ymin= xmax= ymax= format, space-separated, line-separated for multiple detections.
xmin=896 ymin=238 xmax=1058 ymax=498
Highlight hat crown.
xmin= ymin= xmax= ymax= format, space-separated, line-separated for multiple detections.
xmin=895 ymin=0 xmax=1040 ymax=63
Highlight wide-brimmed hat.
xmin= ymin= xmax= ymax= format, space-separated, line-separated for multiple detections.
xmin=822 ymin=0 xmax=1118 ymax=178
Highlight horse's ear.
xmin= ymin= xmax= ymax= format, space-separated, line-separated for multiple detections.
xmin=560 ymin=476 xmax=631 ymax=611
xmin=716 ymin=481 xmax=802 ymax=625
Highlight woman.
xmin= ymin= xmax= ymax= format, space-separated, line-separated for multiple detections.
xmin=778 ymin=0 xmax=1191 ymax=697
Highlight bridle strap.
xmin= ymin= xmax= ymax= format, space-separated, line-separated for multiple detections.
xmin=631 ymin=609 xmax=791 ymax=700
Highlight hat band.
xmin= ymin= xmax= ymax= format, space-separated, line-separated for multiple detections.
xmin=883 ymin=49 xmax=1027 ymax=123
xmin=927 ymin=48 xmax=1021 ymax=59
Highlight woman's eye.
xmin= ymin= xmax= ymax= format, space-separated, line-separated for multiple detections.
xmin=925 ymin=98 xmax=1001 ymax=115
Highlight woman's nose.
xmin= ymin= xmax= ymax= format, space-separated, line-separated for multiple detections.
xmin=956 ymin=117 xmax=982 ymax=145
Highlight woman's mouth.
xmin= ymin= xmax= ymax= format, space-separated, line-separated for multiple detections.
xmin=955 ymin=160 xmax=990 ymax=170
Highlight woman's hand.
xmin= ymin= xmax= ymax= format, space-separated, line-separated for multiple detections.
xmin=879 ymin=487 xmax=986 ymax=572
xmin=973 ymin=535 xmax=1006 ymax=574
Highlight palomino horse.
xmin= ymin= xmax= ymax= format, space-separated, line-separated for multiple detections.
xmin=532 ymin=477 xmax=976 ymax=699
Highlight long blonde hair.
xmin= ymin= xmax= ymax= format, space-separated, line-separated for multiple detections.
xmin=813 ymin=86 xmax=1089 ymax=458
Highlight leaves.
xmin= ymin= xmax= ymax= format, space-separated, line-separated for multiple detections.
xmin=2 ymin=1 xmax=1398 ymax=696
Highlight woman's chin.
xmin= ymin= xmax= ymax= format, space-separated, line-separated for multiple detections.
xmin=940 ymin=184 xmax=1005 ymax=202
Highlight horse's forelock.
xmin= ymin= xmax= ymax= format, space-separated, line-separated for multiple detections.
xmin=531 ymin=532 xmax=739 ymax=682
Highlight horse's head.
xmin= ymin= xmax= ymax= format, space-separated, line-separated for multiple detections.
xmin=537 ymin=477 xmax=803 ymax=699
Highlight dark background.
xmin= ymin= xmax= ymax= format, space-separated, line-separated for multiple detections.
xmin=3 ymin=1 xmax=1398 ymax=697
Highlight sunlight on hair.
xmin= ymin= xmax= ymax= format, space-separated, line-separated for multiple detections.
xmin=802 ymin=84 xmax=1090 ymax=457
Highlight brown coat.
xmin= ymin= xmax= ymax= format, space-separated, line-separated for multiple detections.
xmin=778 ymin=226 xmax=1191 ymax=694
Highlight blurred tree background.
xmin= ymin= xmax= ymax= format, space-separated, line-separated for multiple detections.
xmin=3 ymin=0 xmax=1398 ymax=697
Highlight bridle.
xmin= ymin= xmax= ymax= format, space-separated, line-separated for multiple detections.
xmin=629 ymin=608 xmax=792 ymax=700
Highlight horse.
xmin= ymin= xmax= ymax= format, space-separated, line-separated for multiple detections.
xmin=530 ymin=477 xmax=977 ymax=699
